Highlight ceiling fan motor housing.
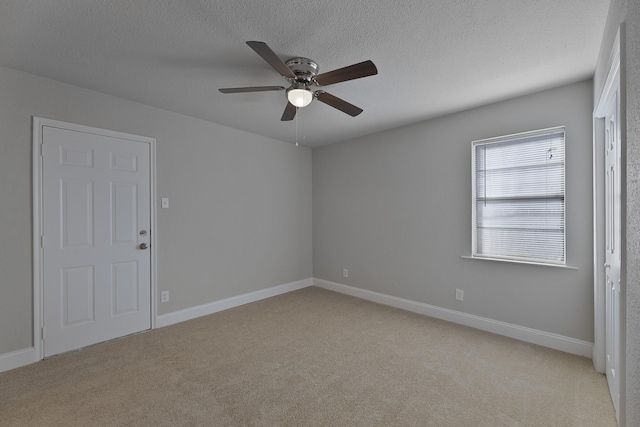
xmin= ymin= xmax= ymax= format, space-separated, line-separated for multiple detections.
xmin=285 ymin=57 xmax=318 ymax=84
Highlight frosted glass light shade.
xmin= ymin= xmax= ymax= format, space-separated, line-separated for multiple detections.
xmin=287 ymin=88 xmax=313 ymax=107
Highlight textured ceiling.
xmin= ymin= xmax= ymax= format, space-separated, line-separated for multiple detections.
xmin=0 ymin=0 xmax=610 ymax=147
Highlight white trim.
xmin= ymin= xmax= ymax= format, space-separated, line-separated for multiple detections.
xmin=594 ymin=33 xmax=621 ymax=117
xmin=8 ymin=276 xmax=592 ymax=373
xmin=461 ymin=255 xmax=578 ymax=270
xmin=314 ymin=278 xmax=593 ymax=358
xmin=149 ymin=129 xmax=158 ymax=330
xmin=0 ymin=348 xmax=36 ymax=373
xmin=32 ymin=117 xmax=158 ymax=361
xmin=472 ymin=125 xmax=566 ymax=146
xmin=156 ymin=278 xmax=313 ymax=328
xmin=32 ymin=118 xmax=43 ymax=361
xmin=7 ymin=278 xmax=312 ymax=372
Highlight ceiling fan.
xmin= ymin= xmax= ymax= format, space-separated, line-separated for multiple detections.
xmin=219 ymin=41 xmax=378 ymax=121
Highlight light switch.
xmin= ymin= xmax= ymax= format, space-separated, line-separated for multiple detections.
xmin=161 ymin=198 xmax=169 ymax=209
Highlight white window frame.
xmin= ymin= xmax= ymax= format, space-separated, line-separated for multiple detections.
xmin=471 ymin=126 xmax=566 ymax=266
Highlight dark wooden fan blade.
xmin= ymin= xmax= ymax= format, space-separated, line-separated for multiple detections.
xmin=281 ymin=102 xmax=297 ymax=121
xmin=219 ymin=86 xmax=285 ymax=93
xmin=246 ymin=41 xmax=296 ymax=79
xmin=315 ymin=91 xmax=363 ymax=117
xmin=314 ymin=60 xmax=377 ymax=86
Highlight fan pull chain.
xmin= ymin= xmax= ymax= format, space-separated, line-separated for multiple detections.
xmin=295 ymin=107 xmax=299 ymax=146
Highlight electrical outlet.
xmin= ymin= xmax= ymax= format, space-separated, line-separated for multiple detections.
xmin=455 ymin=289 xmax=464 ymax=301
xmin=343 ymin=268 xmax=349 ymax=278
xmin=161 ymin=290 xmax=170 ymax=303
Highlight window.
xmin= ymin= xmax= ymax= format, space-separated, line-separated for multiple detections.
xmin=472 ymin=126 xmax=565 ymax=265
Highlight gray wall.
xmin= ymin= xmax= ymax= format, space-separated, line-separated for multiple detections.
xmin=0 ymin=65 xmax=312 ymax=355
xmin=594 ymin=0 xmax=640 ymax=424
xmin=625 ymin=5 xmax=640 ymax=423
xmin=313 ymin=80 xmax=594 ymax=342
xmin=625 ymin=4 xmax=640 ymax=423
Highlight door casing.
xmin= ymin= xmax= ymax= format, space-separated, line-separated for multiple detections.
xmin=32 ymin=117 xmax=158 ymax=361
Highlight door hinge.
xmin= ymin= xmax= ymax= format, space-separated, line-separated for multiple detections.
xmin=40 ymin=235 xmax=44 ymax=248
xmin=41 ymin=327 xmax=45 ymax=339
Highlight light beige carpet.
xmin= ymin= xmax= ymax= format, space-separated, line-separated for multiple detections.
xmin=0 ymin=287 xmax=616 ymax=426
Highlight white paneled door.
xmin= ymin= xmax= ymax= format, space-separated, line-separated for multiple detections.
xmin=604 ymin=88 xmax=621 ymax=419
xmin=41 ymin=124 xmax=151 ymax=357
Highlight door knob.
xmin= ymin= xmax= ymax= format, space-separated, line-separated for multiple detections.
xmin=139 ymin=243 xmax=148 ymax=250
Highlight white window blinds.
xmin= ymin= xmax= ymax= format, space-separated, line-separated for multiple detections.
xmin=472 ymin=126 xmax=565 ymax=264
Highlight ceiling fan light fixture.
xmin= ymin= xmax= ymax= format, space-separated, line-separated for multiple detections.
xmin=287 ymin=87 xmax=313 ymax=108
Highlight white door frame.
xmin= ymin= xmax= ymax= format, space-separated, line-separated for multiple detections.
xmin=32 ymin=117 xmax=158 ymax=361
xmin=593 ymin=28 xmax=624 ymax=423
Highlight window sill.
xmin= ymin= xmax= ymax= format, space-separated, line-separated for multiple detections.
xmin=461 ymin=255 xmax=578 ymax=270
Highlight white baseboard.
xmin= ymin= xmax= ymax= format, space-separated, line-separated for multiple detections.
xmin=1 ymin=279 xmax=313 ymax=373
xmin=3 ymin=277 xmax=591 ymax=374
xmin=313 ymin=278 xmax=593 ymax=358
xmin=0 ymin=347 xmax=35 ymax=373
xmin=156 ymin=278 xmax=314 ymax=328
